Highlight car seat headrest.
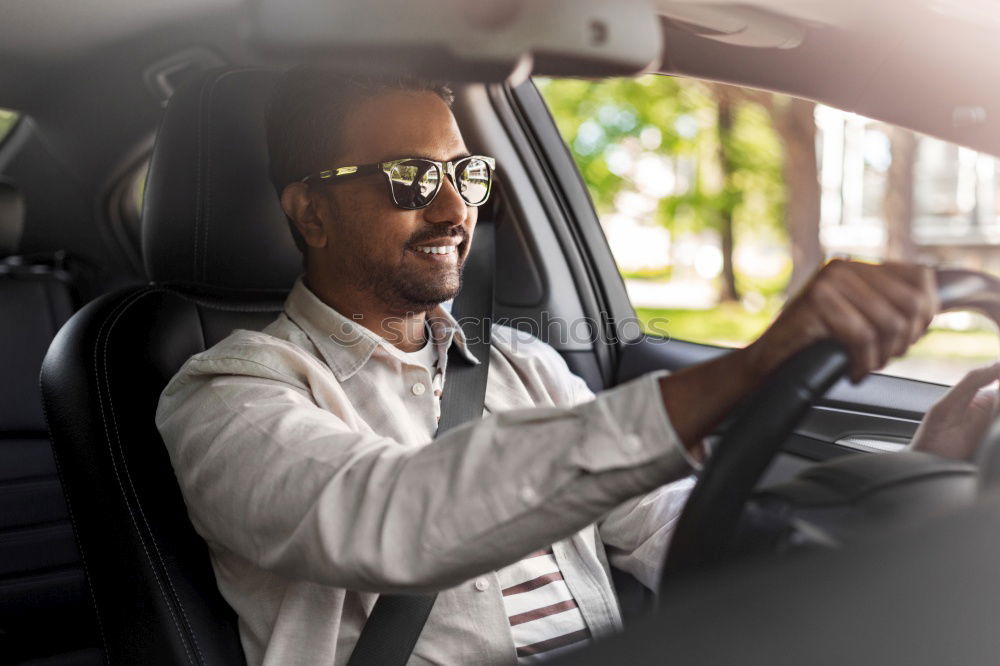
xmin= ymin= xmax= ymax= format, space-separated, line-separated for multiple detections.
xmin=0 ymin=179 xmax=24 ymax=257
xmin=141 ymin=67 xmax=301 ymax=289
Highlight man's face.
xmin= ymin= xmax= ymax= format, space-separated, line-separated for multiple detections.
xmin=308 ymin=90 xmax=478 ymax=314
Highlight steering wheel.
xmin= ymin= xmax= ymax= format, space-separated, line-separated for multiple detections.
xmin=659 ymin=268 xmax=1000 ymax=593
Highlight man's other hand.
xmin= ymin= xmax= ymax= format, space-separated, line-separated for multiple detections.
xmin=659 ymin=259 xmax=938 ymax=453
xmin=745 ymin=259 xmax=938 ymax=383
xmin=910 ymin=362 xmax=1000 ymax=460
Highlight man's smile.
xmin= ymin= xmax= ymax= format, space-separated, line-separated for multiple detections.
xmin=407 ymin=236 xmax=465 ymax=262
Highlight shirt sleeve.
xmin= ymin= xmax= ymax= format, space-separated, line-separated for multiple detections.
xmin=155 ymin=348 xmax=694 ymax=595
xmin=521 ymin=338 xmax=699 ymax=593
xmin=597 ymin=477 xmax=696 ymax=591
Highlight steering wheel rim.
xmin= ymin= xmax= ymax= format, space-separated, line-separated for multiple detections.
xmin=658 ymin=268 xmax=1000 ymax=595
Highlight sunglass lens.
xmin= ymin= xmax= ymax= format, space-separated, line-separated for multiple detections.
xmin=389 ymin=160 xmax=441 ymax=208
xmin=458 ymin=157 xmax=491 ymax=206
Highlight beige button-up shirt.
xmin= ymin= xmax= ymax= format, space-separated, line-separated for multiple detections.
xmin=156 ymin=277 xmax=696 ymax=665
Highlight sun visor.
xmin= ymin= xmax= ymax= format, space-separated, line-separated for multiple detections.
xmin=247 ymin=0 xmax=663 ymax=83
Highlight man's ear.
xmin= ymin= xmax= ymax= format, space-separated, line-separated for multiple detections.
xmin=280 ymin=182 xmax=329 ymax=249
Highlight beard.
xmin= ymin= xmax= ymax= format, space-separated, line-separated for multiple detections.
xmin=323 ymin=192 xmax=471 ymax=313
xmin=366 ymin=260 xmax=463 ymax=311
xmin=345 ymin=235 xmax=468 ymax=313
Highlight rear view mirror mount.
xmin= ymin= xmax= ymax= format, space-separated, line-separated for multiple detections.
xmin=248 ymin=0 xmax=662 ymax=84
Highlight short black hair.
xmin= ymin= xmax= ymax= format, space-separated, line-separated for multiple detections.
xmin=264 ymin=66 xmax=454 ymax=254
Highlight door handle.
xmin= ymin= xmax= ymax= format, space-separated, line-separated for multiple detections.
xmin=835 ymin=435 xmax=909 ymax=454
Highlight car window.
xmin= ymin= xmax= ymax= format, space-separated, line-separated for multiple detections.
xmin=0 ymin=108 xmax=19 ymax=144
xmin=536 ymin=75 xmax=1000 ymax=385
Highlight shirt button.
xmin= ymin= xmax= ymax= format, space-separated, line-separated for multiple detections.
xmin=519 ymin=485 xmax=538 ymax=504
xmin=623 ymin=434 xmax=641 ymax=451
xmin=411 ymin=382 xmax=426 ymax=396
xmin=474 ymin=577 xmax=490 ymax=592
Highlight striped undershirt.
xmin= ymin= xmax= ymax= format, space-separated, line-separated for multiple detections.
xmin=496 ymin=547 xmax=591 ymax=662
xmin=409 ymin=330 xmax=589 ymax=659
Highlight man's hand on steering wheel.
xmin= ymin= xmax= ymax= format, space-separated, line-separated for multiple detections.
xmin=660 ymin=261 xmax=941 ymax=578
xmin=659 ymin=265 xmax=1000 ymax=580
xmin=659 ymin=259 xmax=939 ymax=455
xmin=746 ymin=259 xmax=939 ymax=384
xmin=910 ymin=362 xmax=1000 ymax=460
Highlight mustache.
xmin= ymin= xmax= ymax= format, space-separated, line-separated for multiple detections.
xmin=406 ymin=227 xmax=468 ymax=247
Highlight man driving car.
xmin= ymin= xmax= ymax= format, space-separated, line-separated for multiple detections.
xmin=155 ymin=66 xmax=997 ymax=665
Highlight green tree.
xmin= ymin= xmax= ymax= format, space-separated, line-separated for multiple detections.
xmin=537 ymin=75 xmax=785 ymax=302
xmin=538 ymin=76 xmax=703 ymax=212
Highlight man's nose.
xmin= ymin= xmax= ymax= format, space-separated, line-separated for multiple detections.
xmin=423 ymin=175 xmax=469 ymax=226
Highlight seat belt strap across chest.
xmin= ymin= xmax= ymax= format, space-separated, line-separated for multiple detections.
xmin=346 ymin=220 xmax=495 ymax=666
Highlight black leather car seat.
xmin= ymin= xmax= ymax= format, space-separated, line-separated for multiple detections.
xmin=0 ymin=179 xmax=104 ymax=665
xmin=41 ymin=68 xmax=302 ymax=665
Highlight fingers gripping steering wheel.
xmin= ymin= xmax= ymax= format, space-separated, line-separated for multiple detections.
xmin=659 ymin=268 xmax=1000 ymax=593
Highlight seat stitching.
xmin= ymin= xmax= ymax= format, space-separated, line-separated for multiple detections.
xmin=93 ymin=288 xmax=196 ymax=663
xmin=104 ymin=290 xmax=213 ymax=664
xmin=80 ymin=287 xmax=281 ymax=661
xmin=201 ymin=76 xmax=217 ymax=283
xmin=190 ymin=301 xmax=282 ymax=312
xmin=93 ymin=287 xmax=199 ymax=665
xmin=107 ymin=287 xmax=212 ymax=664
xmin=39 ymin=379 xmax=112 ymax=660
xmin=193 ymin=76 xmax=210 ymax=282
xmin=100 ymin=284 xmax=282 ymax=661
xmin=193 ymin=88 xmax=200 ymax=281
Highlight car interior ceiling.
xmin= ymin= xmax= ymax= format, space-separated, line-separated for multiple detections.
xmin=5 ymin=2 xmax=1000 ymax=665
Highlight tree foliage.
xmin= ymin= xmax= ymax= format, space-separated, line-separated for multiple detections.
xmin=536 ymin=75 xmax=787 ymax=298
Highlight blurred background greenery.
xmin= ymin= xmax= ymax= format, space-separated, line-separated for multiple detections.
xmin=0 ymin=109 xmax=18 ymax=142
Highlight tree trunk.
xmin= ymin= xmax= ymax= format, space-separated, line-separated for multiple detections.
xmin=774 ymin=98 xmax=823 ymax=295
xmin=716 ymin=98 xmax=739 ymax=302
xmin=884 ymin=126 xmax=918 ymax=262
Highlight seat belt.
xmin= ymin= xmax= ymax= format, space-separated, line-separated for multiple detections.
xmin=346 ymin=219 xmax=495 ymax=666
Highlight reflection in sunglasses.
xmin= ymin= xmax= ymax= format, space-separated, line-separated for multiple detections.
xmin=305 ymin=155 xmax=494 ymax=210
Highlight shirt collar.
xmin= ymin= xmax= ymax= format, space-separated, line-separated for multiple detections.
xmin=282 ymin=276 xmax=480 ymax=382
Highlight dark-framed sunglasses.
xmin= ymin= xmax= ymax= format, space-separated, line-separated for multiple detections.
xmin=302 ymin=155 xmax=496 ymax=210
